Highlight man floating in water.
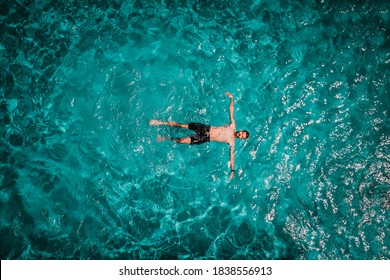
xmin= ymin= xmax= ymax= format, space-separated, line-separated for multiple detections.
xmin=150 ymin=92 xmax=249 ymax=179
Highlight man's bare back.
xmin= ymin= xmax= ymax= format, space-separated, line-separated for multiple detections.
xmin=150 ymin=92 xmax=249 ymax=179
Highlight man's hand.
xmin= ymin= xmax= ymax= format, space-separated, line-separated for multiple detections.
xmin=229 ymin=170 xmax=234 ymax=179
xmin=226 ymin=92 xmax=233 ymax=99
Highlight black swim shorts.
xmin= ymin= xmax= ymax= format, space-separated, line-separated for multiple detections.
xmin=188 ymin=122 xmax=211 ymax=145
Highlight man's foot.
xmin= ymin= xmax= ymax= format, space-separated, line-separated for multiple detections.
xmin=149 ymin=120 xmax=164 ymax=125
xmin=156 ymin=136 xmax=169 ymax=142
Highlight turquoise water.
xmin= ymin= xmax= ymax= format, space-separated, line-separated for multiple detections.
xmin=0 ymin=0 xmax=389 ymax=260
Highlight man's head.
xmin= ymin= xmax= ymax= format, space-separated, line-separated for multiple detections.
xmin=236 ymin=130 xmax=249 ymax=139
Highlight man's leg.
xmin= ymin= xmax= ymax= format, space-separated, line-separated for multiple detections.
xmin=150 ymin=120 xmax=189 ymax=129
xmin=157 ymin=136 xmax=191 ymax=144
xmin=173 ymin=137 xmax=191 ymax=144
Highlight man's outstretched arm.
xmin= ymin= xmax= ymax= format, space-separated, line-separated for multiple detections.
xmin=226 ymin=92 xmax=235 ymax=125
xmin=229 ymin=144 xmax=235 ymax=179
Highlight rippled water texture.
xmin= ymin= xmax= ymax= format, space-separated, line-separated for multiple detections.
xmin=1 ymin=0 xmax=389 ymax=259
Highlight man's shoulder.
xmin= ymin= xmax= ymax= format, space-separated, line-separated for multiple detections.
xmin=210 ymin=124 xmax=235 ymax=131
